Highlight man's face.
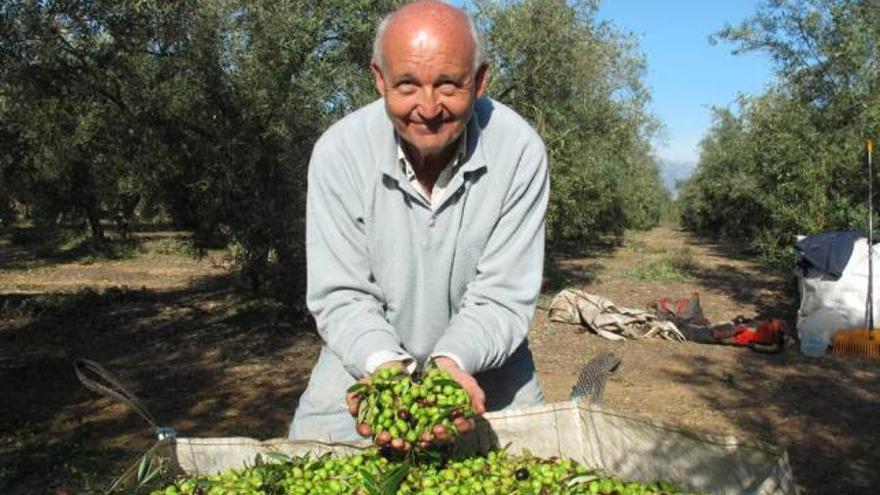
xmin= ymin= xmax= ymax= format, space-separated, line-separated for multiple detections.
xmin=372 ymin=27 xmax=488 ymax=160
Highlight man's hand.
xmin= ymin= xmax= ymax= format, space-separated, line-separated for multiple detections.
xmin=346 ymin=360 xmax=407 ymax=415
xmin=433 ymin=356 xmax=486 ymax=415
xmin=346 ymin=361 xmax=409 ymax=446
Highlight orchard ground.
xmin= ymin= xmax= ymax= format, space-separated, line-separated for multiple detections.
xmin=1 ymin=224 xmax=878 ymax=494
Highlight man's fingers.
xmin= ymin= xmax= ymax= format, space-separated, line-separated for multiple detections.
xmin=356 ymin=422 xmax=372 ymax=437
xmin=453 ymin=415 xmax=473 ymax=434
xmin=470 ymin=387 xmax=487 ymax=415
xmin=346 ymin=392 xmax=360 ymax=416
xmin=433 ymin=357 xmax=487 ymax=415
xmin=458 ymin=378 xmax=486 ymax=415
xmin=432 ymin=424 xmax=450 ymax=442
xmin=347 ymin=376 xmax=372 ymax=416
xmin=375 ymin=430 xmax=391 ymax=445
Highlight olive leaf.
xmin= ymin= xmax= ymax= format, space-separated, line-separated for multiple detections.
xmin=134 ymin=452 xmax=165 ymax=490
xmin=567 ymin=474 xmax=600 ymax=486
xmin=138 ymin=467 xmax=162 ymax=488
xmin=359 ymin=467 xmax=381 ymax=495
xmin=380 ymin=463 xmax=410 ymax=495
xmin=136 ymin=453 xmax=149 ymax=484
xmin=347 ymin=383 xmax=368 ymax=395
xmin=264 ymin=452 xmax=293 ymax=463
xmin=291 ymin=453 xmax=311 ymax=467
xmin=358 ymin=394 xmax=377 ymax=425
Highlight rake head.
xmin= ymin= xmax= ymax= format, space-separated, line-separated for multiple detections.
xmin=831 ymin=328 xmax=880 ymax=359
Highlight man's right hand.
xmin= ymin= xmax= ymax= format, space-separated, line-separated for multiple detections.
xmin=346 ymin=360 xmax=408 ymax=445
xmin=347 ymin=360 xmax=407 ymax=415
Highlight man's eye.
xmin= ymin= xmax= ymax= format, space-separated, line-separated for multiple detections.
xmin=396 ymin=83 xmax=417 ymax=94
xmin=438 ymin=83 xmax=458 ymax=95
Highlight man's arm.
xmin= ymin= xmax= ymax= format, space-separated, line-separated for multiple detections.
xmin=306 ymin=137 xmax=411 ymax=378
xmin=432 ymin=137 xmax=549 ymax=376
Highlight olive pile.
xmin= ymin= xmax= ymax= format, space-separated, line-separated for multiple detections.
xmin=150 ymin=449 xmax=688 ymax=495
xmin=151 ymin=451 xmax=404 ymax=495
xmin=398 ymin=450 xmax=683 ymax=495
xmin=349 ymin=367 xmax=475 ymax=450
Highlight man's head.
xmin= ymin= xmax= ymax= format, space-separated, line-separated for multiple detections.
xmin=371 ymin=1 xmax=489 ymax=164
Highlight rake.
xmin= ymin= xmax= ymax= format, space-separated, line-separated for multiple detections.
xmin=832 ymin=138 xmax=880 ymax=359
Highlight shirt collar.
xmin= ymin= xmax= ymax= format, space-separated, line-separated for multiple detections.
xmin=396 ymin=127 xmax=468 ymax=180
xmin=379 ymin=99 xmax=489 ymax=181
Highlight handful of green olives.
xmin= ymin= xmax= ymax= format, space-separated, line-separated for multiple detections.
xmin=347 ymin=367 xmax=476 ymax=451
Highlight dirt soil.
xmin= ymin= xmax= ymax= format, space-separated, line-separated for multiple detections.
xmin=1 ymin=225 xmax=878 ymax=494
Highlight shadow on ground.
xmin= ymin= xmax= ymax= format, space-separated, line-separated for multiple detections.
xmin=542 ymin=238 xmax=619 ymax=294
xmin=0 ymin=275 xmax=320 ymax=494
xmin=0 ymin=225 xmax=195 ymax=272
xmin=660 ymin=349 xmax=880 ymax=495
xmin=680 ymin=230 xmax=798 ymax=318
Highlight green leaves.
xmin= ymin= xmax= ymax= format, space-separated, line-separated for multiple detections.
xmin=347 ymin=383 xmax=368 ymax=395
xmin=380 ymin=463 xmax=410 ymax=494
xmin=475 ymin=0 xmax=667 ymax=242
xmin=682 ymin=0 xmax=879 ymax=260
xmin=134 ymin=451 xmax=165 ymax=491
xmin=1 ymin=0 xmax=408 ymax=294
xmin=1 ymin=0 xmax=670 ymax=286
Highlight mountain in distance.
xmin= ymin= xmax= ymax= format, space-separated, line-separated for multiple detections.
xmin=658 ymin=159 xmax=697 ymax=198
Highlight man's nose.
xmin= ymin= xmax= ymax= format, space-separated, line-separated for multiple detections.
xmin=417 ymin=88 xmax=442 ymax=120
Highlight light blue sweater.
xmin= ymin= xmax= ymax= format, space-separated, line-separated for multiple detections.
xmin=290 ymin=97 xmax=548 ymax=441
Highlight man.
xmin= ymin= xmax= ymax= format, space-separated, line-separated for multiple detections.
xmin=289 ymin=0 xmax=549 ymax=442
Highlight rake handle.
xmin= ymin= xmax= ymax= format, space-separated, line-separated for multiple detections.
xmin=870 ymin=138 xmax=875 ymax=339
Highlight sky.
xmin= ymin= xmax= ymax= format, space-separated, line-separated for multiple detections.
xmin=452 ymin=0 xmax=777 ymax=176
xmin=596 ymin=0 xmax=776 ymax=167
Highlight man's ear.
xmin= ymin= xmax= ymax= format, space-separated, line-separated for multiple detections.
xmin=474 ymin=62 xmax=490 ymax=99
xmin=371 ymin=63 xmax=386 ymax=95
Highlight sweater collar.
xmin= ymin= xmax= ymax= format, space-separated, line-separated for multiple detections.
xmin=380 ymin=101 xmax=488 ymax=182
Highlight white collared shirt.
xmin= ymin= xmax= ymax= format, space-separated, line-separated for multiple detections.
xmin=397 ymin=129 xmax=467 ymax=210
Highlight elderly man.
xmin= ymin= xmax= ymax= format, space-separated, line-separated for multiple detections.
xmin=289 ymin=0 xmax=549 ymax=442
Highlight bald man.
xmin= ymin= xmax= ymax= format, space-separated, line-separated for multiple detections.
xmin=289 ymin=1 xmax=549 ymax=442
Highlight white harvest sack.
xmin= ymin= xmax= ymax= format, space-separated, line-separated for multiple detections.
xmin=796 ymin=237 xmax=879 ymax=355
xmin=119 ymin=402 xmax=796 ymax=495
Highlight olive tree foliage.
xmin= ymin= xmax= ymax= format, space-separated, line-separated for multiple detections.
xmin=472 ymin=0 xmax=667 ymax=242
xmin=1 ymin=0 xmax=665 ymax=297
xmin=1 ymin=0 xmax=402 ymax=295
xmin=138 ymin=0 xmax=404 ymax=292
xmin=0 ymin=0 xmax=165 ymax=241
xmin=680 ymin=0 xmax=880 ymax=258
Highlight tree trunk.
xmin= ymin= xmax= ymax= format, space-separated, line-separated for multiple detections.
xmin=86 ymin=204 xmax=106 ymax=245
xmin=72 ymin=159 xmax=106 ymax=245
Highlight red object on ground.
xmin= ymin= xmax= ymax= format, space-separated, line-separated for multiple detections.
xmin=732 ymin=318 xmax=788 ymax=346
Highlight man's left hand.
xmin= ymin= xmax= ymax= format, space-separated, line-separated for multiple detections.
xmin=433 ymin=356 xmax=486 ymax=415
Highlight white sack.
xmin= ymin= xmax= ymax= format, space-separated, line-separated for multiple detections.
xmin=796 ymin=237 xmax=880 ymax=348
xmin=120 ymin=402 xmax=796 ymax=495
